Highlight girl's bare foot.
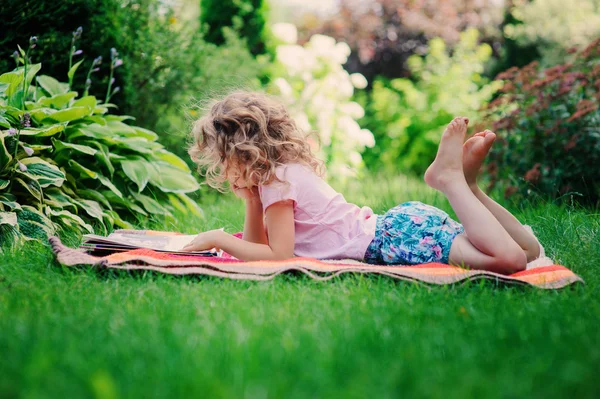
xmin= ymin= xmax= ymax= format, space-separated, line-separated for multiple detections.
xmin=424 ymin=117 xmax=469 ymax=192
xmin=463 ymin=130 xmax=496 ymax=188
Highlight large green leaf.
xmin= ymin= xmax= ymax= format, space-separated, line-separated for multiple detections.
xmin=67 ymin=59 xmax=84 ymax=83
xmin=104 ymin=114 xmax=135 ymax=123
xmin=0 ymin=115 xmax=10 ymax=128
xmin=37 ymin=75 xmax=69 ymax=96
xmin=120 ymin=158 xmax=150 ymax=192
xmin=29 ymin=107 xmax=57 ymax=124
xmin=0 ymin=211 xmax=17 ymax=226
xmin=38 ymin=92 xmax=78 ymax=109
xmin=133 ymin=126 xmax=158 ymax=141
xmin=20 ymin=157 xmax=65 ymax=187
xmin=152 ymin=149 xmax=191 ymax=172
xmin=107 ymin=120 xmax=137 ymax=136
xmin=72 ymin=96 xmax=97 ymax=109
xmin=52 ymin=138 xmax=97 ymax=156
xmin=0 ymin=178 xmax=9 ymax=190
xmin=148 ymin=162 xmax=200 ymax=193
xmin=92 ymin=143 xmax=115 ymax=176
xmin=0 ymin=133 xmax=12 ymax=171
xmin=0 ymin=193 xmax=21 ymax=211
xmin=175 ymin=193 xmax=204 ymax=218
xmin=43 ymin=106 xmax=92 ymax=123
xmin=45 ymin=206 xmax=93 ymax=234
xmin=101 ymin=191 xmax=146 ymax=215
xmin=77 ymin=189 xmax=112 ymax=209
xmin=0 ymin=83 xmax=10 ymax=97
xmin=68 ymin=159 xmax=97 ymax=179
xmin=67 ymin=124 xmax=113 ymax=141
xmin=19 ymin=123 xmax=66 ymax=137
xmin=0 ymin=211 xmax=19 ymax=246
xmin=44 ymin=188 xmax=78 ymax=210
xmin=132 ymin=192 xmax=172 ymax=216
xmin=0 ymin=71 xmax=23 ymax=98
xmin=98 ymin=175 xmax=123 ymax=198
xmin=74 ymin=199 xmax=104 ymax=223
xmin=19 ymin=205 xmax=56 ymax=240
xmin=104 ymin=210 xmax=134 ymax=229
xmin=16 ymin=64 xmax=42 ymax=88
xmin=14 ymin=177 xmax=42 ymax=201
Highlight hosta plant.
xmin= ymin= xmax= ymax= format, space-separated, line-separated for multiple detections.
xmin=0 ymin=41 xmax=201 ymax=247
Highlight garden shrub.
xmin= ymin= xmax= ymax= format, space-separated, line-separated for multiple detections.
xmin=200 ymin=0 xmax=267 ymax=55
xmin=483 ymin=38 xmax=600 ymax=204
xmin=359 ymin=29 xmax=502 ymax=176
xmin=0 ymin=41 xmax=201 ymax=247
xmin=268 ymin=23 xmax=374 ymax=178
xmin=504 ymin=0 xmax=600 ymax=66
xmin=0 ymin=0 xmax=203 ymax=132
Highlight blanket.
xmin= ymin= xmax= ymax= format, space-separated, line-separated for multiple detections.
xmin=49 ymin=236 xmax=583 ymax=289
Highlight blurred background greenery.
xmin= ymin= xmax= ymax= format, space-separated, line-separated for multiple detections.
xmin=1 ymin=0 xmax=599 ymax=242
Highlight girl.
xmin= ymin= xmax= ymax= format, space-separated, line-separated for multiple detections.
xmin=183 ymin=91 xmax=540 ymax=274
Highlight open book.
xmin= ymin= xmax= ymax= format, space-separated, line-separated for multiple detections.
xmin=80 ymin=230 xmax=221 ymax=256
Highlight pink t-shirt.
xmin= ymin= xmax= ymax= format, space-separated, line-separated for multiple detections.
xmin=258 ymin=163 xmax=377 ymax=260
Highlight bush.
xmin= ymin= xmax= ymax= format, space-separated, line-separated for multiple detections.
xmin=504 ymin=0 xmax=600 ymax=66
xmin=200 ymin=0 xmax=267 ymax=55
xmin=0 ymin=42 xmax=201 ymax=247
xmin=0 ymin=0 xmax=204 ymax=132
xmin=157 ymin=28 xmax=264 ymax=164
xmin=359 ymin=29 xmax=502 ymax=176
xmin=483 ymin=39 xmax=600 ymax=204
xmin=268 ymin=23 xmax=374 ymax=178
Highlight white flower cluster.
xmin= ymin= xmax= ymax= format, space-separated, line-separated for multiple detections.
xmin=270 ymin=23 xmax=374 ymax=177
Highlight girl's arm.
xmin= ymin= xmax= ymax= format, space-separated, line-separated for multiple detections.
xmin=243 ymin=197 xmax=268 ymax=245
xmin=182 ymin=200 xmax=295 ymax=261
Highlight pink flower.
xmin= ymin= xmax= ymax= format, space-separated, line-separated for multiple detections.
xmin=432 ymin=245 xmax=442 ymax=259
xmin=411 ymin=216 xmax=424 ymax=224
xmin=420 ymin=236 xmax=434 ymax=245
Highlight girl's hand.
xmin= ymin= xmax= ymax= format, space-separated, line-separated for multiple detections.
xmin=181 ymin=230 xmax=223 ymax=252
xmin=233 ymin=184 xmax=259 ymax=201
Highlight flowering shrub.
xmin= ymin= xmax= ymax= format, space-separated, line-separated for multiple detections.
xmin=268 ymin=23 xmax=374 ymax=178
xmin=359 ymin=29 xmax=502 ymax=175
xmin=0 ymin=39 xmax=201 ymax=247
xmin=483 ymin=38 xmax=600 ymax=204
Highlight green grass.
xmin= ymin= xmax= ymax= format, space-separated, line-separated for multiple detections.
xmin=1 ymin=174 xmax=599 ymax=398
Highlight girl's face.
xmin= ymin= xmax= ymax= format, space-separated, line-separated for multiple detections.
xmin=225 ymin=161 xmax=252 ymax=190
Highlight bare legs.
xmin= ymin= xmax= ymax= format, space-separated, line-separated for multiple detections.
xmin=463 ymin=131 xmax=541 ymax=262
xmin=424 ymin=118 xmax=533 ymax=274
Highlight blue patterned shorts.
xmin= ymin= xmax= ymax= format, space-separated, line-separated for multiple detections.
xmin=364 ymin=201 xmax=464 ymax=265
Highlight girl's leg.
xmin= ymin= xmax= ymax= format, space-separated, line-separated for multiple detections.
xmin=424 ymin=118 xmax=527 ymax=274
xmin=463 ymin=130 xmax=541 ymax=262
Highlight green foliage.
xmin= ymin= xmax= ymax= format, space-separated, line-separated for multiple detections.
xmin=0 ymin=0 xmax=203 ymax=132
xmin=0 ymin=52 xmax=201 ymax=245
xmin=359 ymin=29 xmax=502 ymax=175
xmin=483 ymin=39 xmax=600 ymax=205
xmin=200 ymin=0 xmax=267 ymax=55
xmin=504 ymin=0 xmax=600 ymax=66
xmin=0 ymin=0 xmax=265 ymax=169
xmin=156 ymin=28 xmax=264 ymax=163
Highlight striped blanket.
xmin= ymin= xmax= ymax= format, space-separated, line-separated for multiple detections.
xmin=49 ymin=235 xmax=583 ymax=289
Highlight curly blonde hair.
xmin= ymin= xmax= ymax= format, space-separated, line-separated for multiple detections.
xmin=189 ymin=91 xmax=324 ymax=191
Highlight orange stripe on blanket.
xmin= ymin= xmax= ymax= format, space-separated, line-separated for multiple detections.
xmin=509 ymin=265 xmax=569 ymax=277
xmin=512 ymin=270 xmax=576 ymax=284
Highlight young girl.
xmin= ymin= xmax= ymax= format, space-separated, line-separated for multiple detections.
xmin=183 ymin=91 xmax=540 ymax=275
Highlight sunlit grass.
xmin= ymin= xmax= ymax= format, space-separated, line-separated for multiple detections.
xmin=1 ymin=174 xmax=599 ymax=398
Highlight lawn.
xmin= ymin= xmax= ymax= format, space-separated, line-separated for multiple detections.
xmin=1 ymin=174 xmax=599 ymax=398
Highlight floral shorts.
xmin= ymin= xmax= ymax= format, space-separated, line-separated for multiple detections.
xmin=364 ymin=201 xmax=464 ymax=265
